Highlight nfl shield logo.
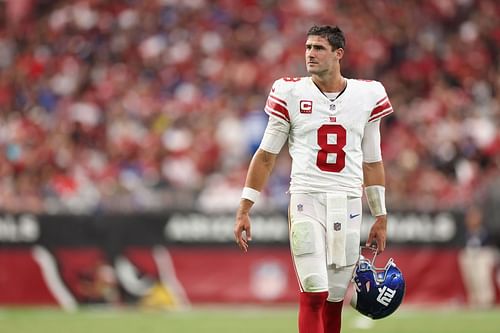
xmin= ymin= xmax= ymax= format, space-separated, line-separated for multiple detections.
xmin=297 ymin=204 xmax=303 ymax=212
xmin=334 ymin=222 xmax=341 ymax=231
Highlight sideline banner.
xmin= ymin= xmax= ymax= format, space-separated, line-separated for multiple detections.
xmin=2 ymin=246 xmax=499 ymax=306
xmin=1 ymin=211 xmax=498 ymax=307
xmin=0 ymin=210 xmax=466 ymax=247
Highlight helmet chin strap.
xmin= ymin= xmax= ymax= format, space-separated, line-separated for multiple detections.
xmin=360 ymin=245 xmax=395 ymax=272
xmin=360 ymin=245 xmax=379 ymax=266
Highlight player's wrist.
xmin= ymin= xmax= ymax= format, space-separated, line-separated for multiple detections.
xmin=375 ymin=215 xmax=387 ymax=226
xmin=237 ymin=204 xmax=252 ymax=216
xmin=241 ymin=187 xmax=260 ymax=204
xmin=365 ymin=185 xmax=387 ymax=216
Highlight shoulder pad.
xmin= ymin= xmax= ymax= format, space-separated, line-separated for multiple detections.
xmin=271 ymin=77 xmax=305 ymax=96
xmin=366 ymin=81 xmax=393 ymax=122
xmin=265 ymin=78 xmax=295 ymax=123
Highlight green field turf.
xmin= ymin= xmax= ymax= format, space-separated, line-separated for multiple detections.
xmin=0 ymin=306 xmax=499 ymax=333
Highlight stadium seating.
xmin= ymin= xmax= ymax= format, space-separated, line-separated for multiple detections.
xmin=0 ymin=0 xmax=498 ymax=214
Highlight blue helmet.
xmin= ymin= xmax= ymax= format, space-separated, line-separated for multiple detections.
xmin=350 ymin=247 xmax=405 ymax=320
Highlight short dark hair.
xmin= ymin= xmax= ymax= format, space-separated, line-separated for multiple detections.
xmin=307 ymin=25 xmax=345 ymax=50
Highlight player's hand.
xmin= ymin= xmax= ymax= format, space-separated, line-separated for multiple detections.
xmin=366 ymin=215 xmax=387 ymax=253
xmin=234 ymin=209 xmax=252 ymax=252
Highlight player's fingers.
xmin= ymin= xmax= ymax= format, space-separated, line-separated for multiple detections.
xmin=376 ymin=233 xmax=386 ymax=253
xmin=365 ymin=232 xmax=374 ymax=247
xmin=234 ymin=224 xmax=249 ymax=252
xmin=245 ymin=226 xmax=252 ymax=241
xmin=234 ymin=227 xmax=244 ymax=247
xmin=238 ymin=239 xmax=248 ymax=252
xmin=234 ymin=221 xmax=246 ymax=240
xmin=234 ymin=226 xmax=242 ymax=243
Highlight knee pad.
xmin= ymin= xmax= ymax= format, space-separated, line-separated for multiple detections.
xmin=327 ymin=264 xmax=356 ymax=302
xmin=290 ymin=220 xmax=316 ymax=256
xmin=302 ymin=273 xmax=328 ymax=293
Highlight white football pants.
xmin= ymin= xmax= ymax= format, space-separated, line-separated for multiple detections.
xmin=289 ymin=193 xmax=362 ymax=302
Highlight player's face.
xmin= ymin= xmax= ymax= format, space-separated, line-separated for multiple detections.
xmin=305 ymin=36 xmax=342 ymax=75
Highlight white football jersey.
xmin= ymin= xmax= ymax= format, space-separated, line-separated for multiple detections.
xmin=264 ymin=77 xmax=393 ymax=197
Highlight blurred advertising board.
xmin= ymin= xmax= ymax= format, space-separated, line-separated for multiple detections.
xmin=0 ymin=210 xmax=467 ymax=247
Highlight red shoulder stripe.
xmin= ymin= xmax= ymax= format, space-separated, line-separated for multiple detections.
xmin=269 ymin=94 xmax=287 ymax=106
xmin=266 ymin=98 xmax=290 ymax=121
xmin=370 ymin=99 xmax=392 ymax=118
xmin=375 ymin=96 xmax=388 ymax=105
xmin=369 ymin=108 xmax=393 ymax=122
xmin=265 ymin=107 xmax=290 ymax=123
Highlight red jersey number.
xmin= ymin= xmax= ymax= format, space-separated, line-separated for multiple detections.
xmin=316 ymin=124 xmax=346 ymax=172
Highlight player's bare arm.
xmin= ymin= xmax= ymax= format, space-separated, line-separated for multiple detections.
xmin=363 ymin=161 xmax=387 ymax=252
xmin=234 ymin=149 xmax=278 ymax=252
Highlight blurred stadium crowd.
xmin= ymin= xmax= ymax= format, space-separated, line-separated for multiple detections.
xmin=0 ymin=0 xmax=499 ymax=214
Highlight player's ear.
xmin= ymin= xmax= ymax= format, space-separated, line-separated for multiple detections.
xmin=335 ymin=47 xmax=344 ymax=60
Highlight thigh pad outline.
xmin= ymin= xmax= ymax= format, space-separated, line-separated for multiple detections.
xmin=290 ymin=220 xmax=316 ymax=256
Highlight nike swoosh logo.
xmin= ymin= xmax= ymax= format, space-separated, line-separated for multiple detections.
xmin=271 ymin=87 xmax=276 ymax=92
xmin=350 ymin=213 xmax=360 ymax=219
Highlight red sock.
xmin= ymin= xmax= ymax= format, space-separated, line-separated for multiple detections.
xmin=298 ymin=291 xmax=328 ymax=333
xmin=323 ymin=300 xmax=343 ymax=333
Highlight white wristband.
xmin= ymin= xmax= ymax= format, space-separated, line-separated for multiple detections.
xmin=365 ymin=185 xmax=387 ymax=216
xmin=241 ymin=187 xmax=260 ymax=203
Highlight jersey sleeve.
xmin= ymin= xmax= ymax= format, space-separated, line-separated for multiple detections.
xmin=368 ymin=82 xmax=393 ymax=123
xmin=264 ymin=79 xmax=290 ymax=124
xmin=259 ymin=116 xmax=289 ymax=154
xmin=362 ymin=119 xmax=382 ymax=162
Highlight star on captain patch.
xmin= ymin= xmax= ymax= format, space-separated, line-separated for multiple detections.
xmin=297 ymin=204 xmax=303 ymax=212
xmin=333 ymin=222 xmax=341 ymax=231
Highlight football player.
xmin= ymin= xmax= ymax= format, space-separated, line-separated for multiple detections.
xmin=234 ymin=25 xmax=392 ymax=333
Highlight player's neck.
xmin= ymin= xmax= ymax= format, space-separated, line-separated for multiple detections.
xmin=311 ymin=74 xmax=346 ymax=93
